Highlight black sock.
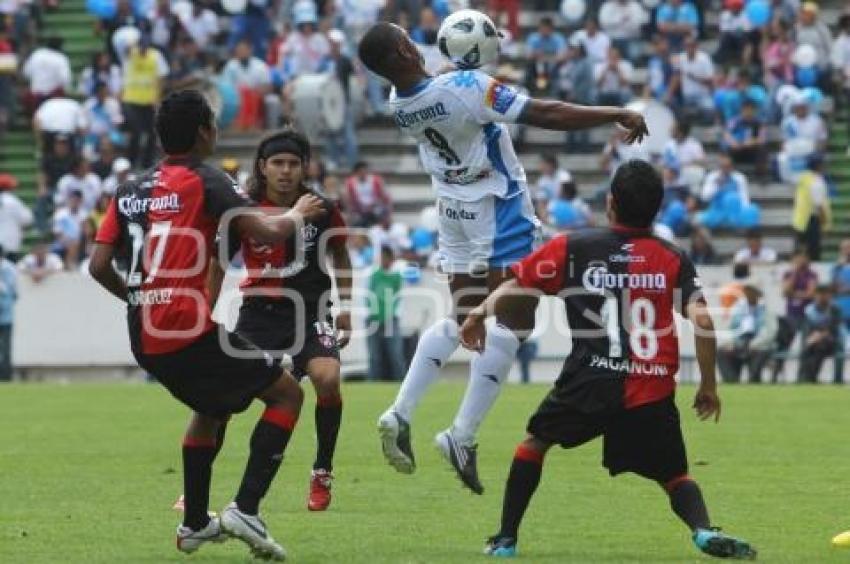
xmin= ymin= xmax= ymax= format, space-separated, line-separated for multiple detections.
xmin=499 ymin=444 xmax=545 ymax=539
xmin=665 ymin=476 xmax=711 ymax=531
xmin=212 ymin=419 xmax=229 ymax=461
xmin=235 ymin=407 xmax=298 ymax=515
xmin=314 ymin=395 xmax=342 ymax=471
xmin=182 ymin=437 xmax=217 ymax=531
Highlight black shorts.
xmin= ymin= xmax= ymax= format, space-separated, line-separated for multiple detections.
xmin=235 ymin=298 xmax=340 ymax=380
xmin=134 ymin=328 xmax=282 ymax=419
xmin=527 ymin=380 xmax=688 ymax=483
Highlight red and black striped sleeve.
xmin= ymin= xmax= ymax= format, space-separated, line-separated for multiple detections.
xmin=510 ymin=234 xmax=568 ymax=295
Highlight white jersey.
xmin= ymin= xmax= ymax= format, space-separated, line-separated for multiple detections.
xmin=389 ymin=70 xmax=530 ymax=202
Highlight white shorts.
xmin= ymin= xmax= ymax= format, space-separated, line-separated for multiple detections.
xmin=436 ymin=191 xmax=541 ymax=274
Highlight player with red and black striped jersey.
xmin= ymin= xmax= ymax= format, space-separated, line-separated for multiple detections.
xmin=460 ymin=160 xmax=756 ymax=560
xmin=88 ymin=90 xmax=328 ymax=561
xmin=210 ymin=129 xmax=352 ymax=512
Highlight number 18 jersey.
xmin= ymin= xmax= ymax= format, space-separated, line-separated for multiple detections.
xmin=389 ymin=70 xmax=530 ymax=202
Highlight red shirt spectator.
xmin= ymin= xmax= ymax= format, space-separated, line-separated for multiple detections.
xmin=345 ymin=161 xmax=392 ymax=227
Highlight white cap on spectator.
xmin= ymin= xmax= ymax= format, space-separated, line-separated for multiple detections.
xmin=328 ymin=29 xmax=346 ymax=45
xmin=556 ymin=170 xmax=573 ymax=184
xmin=113 ymin=158 xmax=131 ymax=174
xmin=293 ymin=0 xmax=318 ymax=26
xmin=792 ymin=91 xmax=809 ymax=107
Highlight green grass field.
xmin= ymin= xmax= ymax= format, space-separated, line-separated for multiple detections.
xmin=1 ymin=382 xmax=849 ymax=563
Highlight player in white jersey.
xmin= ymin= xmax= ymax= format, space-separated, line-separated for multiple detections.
xmin=358 ymin=22 xmax=648 ymax=494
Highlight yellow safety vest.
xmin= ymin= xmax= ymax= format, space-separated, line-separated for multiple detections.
xmin=792 ymin=171 xmax=832 ymax=232
xmin=122 ymin=47 xmax=161 ymax=106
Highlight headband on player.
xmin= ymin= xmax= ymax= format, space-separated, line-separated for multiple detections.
xmin=260 ymin=138 xmax=309 ymax=162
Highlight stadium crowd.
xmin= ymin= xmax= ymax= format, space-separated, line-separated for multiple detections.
xmin=0 ymin=0 xmax=849 ymax=383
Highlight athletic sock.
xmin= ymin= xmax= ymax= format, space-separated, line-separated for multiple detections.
xmin=235 ymin=406 xmax=298 ymax=515
xmin=392 ymin=318 xmax=459 ymax=421
xmin=499 ymin=444 xmax=545 ymax=539
xmin=665 ymin=476 xmax=711 ymax=531
xmin=212 ymin=418 xmax=229 ymax=461
xmin=314 ymin=394 xmax=343 ymax=471
xmin=182 ymin=436 xmax=217 ymax=531
xmin=452 ymin=323 xmax=520 ymax=445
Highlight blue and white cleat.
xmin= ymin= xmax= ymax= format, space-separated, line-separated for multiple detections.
xmin=693 ymin=528 xmax=757 ymax=560
xmin=484 ymin=535 xmax=517 ymax=557
xmin=377 ymin=409 xmax=415 ymax=474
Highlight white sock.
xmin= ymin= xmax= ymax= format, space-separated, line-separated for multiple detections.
xmin=451 ymin=322 xmax=521 ymax=445
xmin=392 ymin=318 xmax=459 ymax=421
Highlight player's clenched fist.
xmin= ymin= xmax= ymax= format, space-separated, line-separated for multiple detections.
xmin=616 ymin=110 xmax=649 ymax=145
xmin=294 ymin=194 xmax=326 ymax=221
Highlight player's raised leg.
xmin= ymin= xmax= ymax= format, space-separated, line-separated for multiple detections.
xmin=306 ymin=357 xmax=343 ymax=511
xmin=176 ymin=413 xmax=229 ymax=554
xmin=222 ymin=371 xmax=304 ymax=561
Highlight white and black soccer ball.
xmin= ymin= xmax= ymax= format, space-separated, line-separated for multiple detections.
xmin=437 ymin=9 xmax=501 ymax=70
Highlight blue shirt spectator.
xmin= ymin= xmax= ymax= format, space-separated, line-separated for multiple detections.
xmin=832 ymin=239 xmax=850 ymax=327
xmin=526 ymin=28 xmax=567 ymax=59
xmin=656 ymin=0 xmax=699 ymax=51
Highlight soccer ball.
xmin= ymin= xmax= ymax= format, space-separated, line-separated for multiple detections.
xmin=437 ymin=9 xmax=500 ymax=70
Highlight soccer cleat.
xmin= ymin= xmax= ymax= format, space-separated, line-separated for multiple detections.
xmin=832 ymin=530 xmax=850 ymax=548
xmin=693 ymin=528 xmax=757 ymax=560
xmin=435 ymin=428 xmax=484 ymax=495
xmin=220 ymin=502 xmax=287 ymax=561
xmin=377 ymin=409 xmax=416 ymax=474
xmin=176 ymin=514 xmax=227 ymax=554
xmin=307 ymin=469 xmax=333 ymax=511
xmin=484 ymin=535 xmax=517 ymax=557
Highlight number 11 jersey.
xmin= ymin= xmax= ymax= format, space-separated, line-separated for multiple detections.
xmin=95 ymin=156 xmax=252 ymax=355
xmin=389 ymin=70 xmax=530 ymax=202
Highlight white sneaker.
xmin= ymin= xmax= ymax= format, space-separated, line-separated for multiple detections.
xmin=220 ymin=502 xmax=287 ymax=561
xmin=176 ymin=514 xmax=227 ymax=554
xmin=377 ymin=409 xmax=415 ymax=474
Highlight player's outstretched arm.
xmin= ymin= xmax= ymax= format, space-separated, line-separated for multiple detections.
xmin=232 ymin=193 xmax=326 ymax=244
xmin=518 ymin=99 xmax=649 ymax=144
xmin=89 ymin=242 xmax=128 ymax=302
xmin=687 ymin=300 xmax=721 ymax=422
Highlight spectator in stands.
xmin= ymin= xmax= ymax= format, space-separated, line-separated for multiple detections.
xmin=367 ymin=245 xmax=406 ymax=381
xmin=547 ymin=179 xmax=592 ymax=230
xmin=795 ymin=2 xmax=833 ymax=89
xmin=179 ymin=0 xmax=219 ymax=53
xmin=593 ymin=46 xmax=633 ymax=106
xmin=19 ymin=237 xmax=64 ymax=283
xmin=696 ymin=153 xmax=751 ymax=230
xmin=98 ymin=0 xmax=141 ymax=60
xmin=663 ymin=120 xmax=706 ymax=170
xmin=101 ymin=157 xmax=132 ymax=195
xmin=0 ymin=21 xmax=16 ymax=134
xmin=799 ymin=284 xmax=844 ymax=384
xmin=832 ymin=239 xmax=850 ymax=333
xmin=647 ymin=35 xmax=676 ymax=103
xmin=121 ymin=34 xmax=169 ymax=168
xmin=718 ymin=278 xmax=777 ymax=384
xmin=488 ymin=0 xmax=519 ymax=40
xmin=35 ymin=134 xmax=76 ymax=234
xmin=0 ymin=244 xmax=16 ymax=381
xmin=572 ymin=18 xmax=610 ymax=66
xmin=715 ymin=0 xmax=756 ymax=66
xmin=792 ymin=154 xmax=830 ymax=261
xmin=733 ymin=227 xmax=778 ymax=264
xmin=337 ymin=0 xmax=386 ymax=115
xmin=228 ymin=0 xmax=273 ymax=58
xmin=84 ymin=192 xmax=113 ymax=256
xmin=223 ymin=39 xmax=273 ymax=131
xmin=556 ymin=42 xmax=594 ymax=149
xmin=533 ymin=154 xmax=571 ymax=218
xmin=83 ymin=81 xmax=124 ymax=156
xmin=783 ymin=247 xmax=818 ymax=331
xmin=669 ymin=33 xmax=714 ymax=122
xmin=32 ymin=95 xmax=87 ymax=150
xmin=656 ymin=0 xmax=699 ymax=53
xmin=78 ymin=51 xmax=122 ymax=98
xmin=168 ymin=37 xmax=207 ymax=91
xmin=762 ymin=20 xmax=794 ymax=92
xmin=834 ymin=14 xmax=850 ymax=125
xmin=598 ymin=0 xmax=647 ymax=62
xmin=524 ymin=16 xmax=567 ymax=94
xmin=0 ymin=174 xmax=33 ymax=262
xmin=306 ymin=158 xmax=327 ymax=192
xmin=718 ymin=262 xmax=750 ymax=318
xmin=778 ymin=93 xmax=827 ymax=182
xmin=688 ymin=226 xmax=718 ymax=265
xmin=148 ymin=0 xmax=182 ymax=52
xmin=90 ymin=136 xmax=118 ymax=180
xmin=52 ymin=189 xmax=86 ymax=269
xmin=345 ymin=161 xmax=392 ymax=228
xmin=658 ymin=164 xmax=691 ymax=236
xmin=600 ymin=129 xmax=649 ymax=180
xmin=321 ymin=29 xmax=359 ymax=171
xmin=410 ymin=6 xmax=442 ymax=74
xmin=348 ymin=232 xmax=374 ymax=269
xmin=56 ymin=158 xmax=101 ymax=213
xmin=22 ymin=36 xmax=71 ymax=112
xmin=279 ymin=5 xmax=330 ymax=80
xmin=723 ymin=99 xmax=767 ymax=174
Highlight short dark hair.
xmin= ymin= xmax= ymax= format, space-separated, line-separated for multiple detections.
xmin=677 ymin=121 xmax=691 ymax=137
xmin=745 ymin=227 xmax=762 ymax=240
xmin=353 ymin=161 xmax=369 ymax=172
xmin=541 ymin=153 xmax=557 ymax=167
xmin=732 ymin=262 xmax=750 ymax=279
xmin=358 ymin=22 xmax=405 ymax=78
xmin=380 ymin=244 xmax=395 ymax=258
xmin=155 ymin=89 xmax=214 ymax=155
xmin=610 ymin=160 xmax=663 ymax=228
xmin=816 ymin=283 xmax=833 ymax=294
xmin=247 ymin=127 xmax=312 ymax=201
xmin=540 ymin=16 xmax=554 ymax=27
xmin=46 ymin=36 xmax=63 ymax=51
